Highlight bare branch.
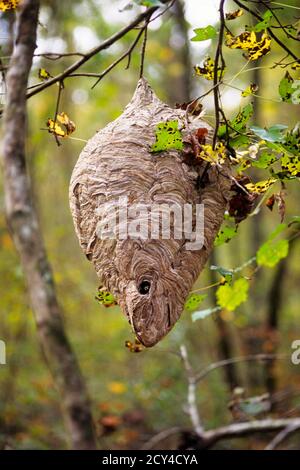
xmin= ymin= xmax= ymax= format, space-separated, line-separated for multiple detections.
xmin=1 ymin=0 xmax=96 ymax=449
xmin=265 ymin=423 xmax=300 ymax=450
xmin=26 ymin=5 xmax=160 ymax=99
xmin=91 ymin=25 xmax=146 ymax=89
xmin=195 ymin=353 xmax=287 ymax=383
xmin=141 ymin=427 xmax=183 ymax=450
xmin=180 ymin=345 xmax=205 ymax=438
xmin=204 ymin=418 xmax=300 ymax=448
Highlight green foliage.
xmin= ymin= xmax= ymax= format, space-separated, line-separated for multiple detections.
xmin=252 ymin=151 xmax=277 ymax=169
xmin=191 ymin=25 xmax=217 ymax=41
xmin=214 ymin=224 xmax=238 ymax=246
xmin=251 ymin=10 xmax=273 ymax=32
xmin=256 ymin=224 xmax=289 ymax=268
xmin=150 ymin=120 xmax=183 ymax=153
xmin=250 ymin=124 xmax=288 ymax=142
xmin=96 ymin=289 xmax=117 ymax=306
xmin=279 ymin=72 xmax=300 ymax=104
xmin=216 ymin=278 xmax=249 ymax=312
xmin=279 ymin=72 xmax=294 ymax=102
xmin=218 ymin=103 xmax=253 ymax=140
xmin=135 ymin=0 xmax=163 ymax=6
xmin=184 ymin=293 xmax=207 ymax=312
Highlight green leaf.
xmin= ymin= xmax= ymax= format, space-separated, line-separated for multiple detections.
xmin=281 ymin=152 xmax=300 ymax=176
xmin=216 ymin=278 xmax=249 ymax=311
xmin=96 ymin=290 xmax=117 ymax=306
xmin=135 ymin=0 xmax=163 ymax=6
xmin=219 ymin=103 xmax=253 ymax=138
xmin=283 ymin=127 xmax=300 ymax=155
xmin=257 ymin=239 xmax=289 ymax=267
xmin=191 ymin=25 xmax=217 ymax=41
xmin=229 ymin=135 xmax=250 ymax=148
xmin=184 ymin=293 xmax=207 ymax=312
xmin=291 ymin=80 xmax=300 ymax=104
xmin=214 ymin=225 xmax=238 ymax=246
xmin=250 ymin=124 xmax=288 ymax=142
xmin=150 ymin=120 xmax=183 ymax=153
xmin=256 ymin=224 xmax=288 ymax=267
xmin=252 ymin=10 xmax=273 ymax=32
xmin=252 ymin=151 xmax=277 ymax=169
xmin=192 ymin=306 xmax=220 ymax=322
xmin=279 ymin=71 xmax=294 ymax=102
xmin=278 ymin=73 xmax=300 ymax=104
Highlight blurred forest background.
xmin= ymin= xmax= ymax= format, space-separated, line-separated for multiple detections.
xmin=0 ymin=0 xmax=300 ymax=450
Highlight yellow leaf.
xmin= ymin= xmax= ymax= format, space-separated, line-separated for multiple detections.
xmin=245 ymin=178 xmax=277 ymax=194
xmin=198 ymin=142 xmax=227 ymax=165
xmin=194 ymin=57 xmax=225 ymax=81
xmin=107 ymin=381 xmax=127 ymax=395
xmin=225 ymin=9 xmax=244 ymax=20
xmin=241 ymin=83 xmax=259 ymax=97
xmin=56 ymin=112 xmax=76 ymax=135
xmin=291 ymin=61 xmax=300 ymax=71
xmin=47 ymin=119 xmax=66 ymax=137
xmin=46 ymin=112 xmax=76 ymax=138
xmin=0 ymin=0 xmax=20 ymax=11
xmin=225 ymin=31 xmax=271 ymax=61
xmin=281 ymin=153 xmax=300 ymax=176
xmin=38 ymin=68 xmax=52 ymax=81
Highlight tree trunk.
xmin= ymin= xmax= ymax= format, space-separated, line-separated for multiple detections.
xmin=1 ymin=0 xmax=96 ymax=450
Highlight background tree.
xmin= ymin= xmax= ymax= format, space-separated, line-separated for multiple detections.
xmin=0 ymin=0 xmax=300 ymax=450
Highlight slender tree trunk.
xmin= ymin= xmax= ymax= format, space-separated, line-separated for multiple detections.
xmin=1 ymin=0 xmax=96 ymax=449
xmin=168 ymin=0 xmax=192 ymax=103
xmin=265 ymin=239 xmax=297 ymax=395
xmin=209 ymin=253 xmax=239 ymax=391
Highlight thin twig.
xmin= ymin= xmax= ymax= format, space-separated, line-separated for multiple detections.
xmin=195 ymin=353 xmax=287 ymax=383
xmin=91 ymin=26 xmax=146 ymax=89
xmin=140 ymin=19 xmax=149 ymax=78
xmin=212 ymin=0 xmax=226 ymax=149
xmin=141 ymin=427 xmax=183 ymax=450
xmin=52 ymin=80 xmax=64 ymax=146
xmin=265 ymin=423 xmax=300 ymax=449
xmin=25 ymin=5 xmax=159 ymax=100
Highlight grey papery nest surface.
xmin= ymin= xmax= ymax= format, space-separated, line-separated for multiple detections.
xmin=69 ymin=78 xmax=231 ymax=347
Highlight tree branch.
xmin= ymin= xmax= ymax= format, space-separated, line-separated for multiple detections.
xmin=26 ymin=5 xmax=160 ymax=99
xmin=1 ymin=0 xmax=96 ymax=450
xmin=203 ymin=417 xmax=300 ymax=448
xmin=178 ymin=347 xmax=300 ymax=449
xmin=180 ymin=345 xmax=205 ymax=438
xmin=233 ymin=0 xmax=298 ymax=60
xmin=195 ymin=353 xmax=287 ymax=383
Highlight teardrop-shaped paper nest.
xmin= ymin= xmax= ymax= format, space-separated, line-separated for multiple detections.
xmin=70 ymin=78 xmax=231 ymax=347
